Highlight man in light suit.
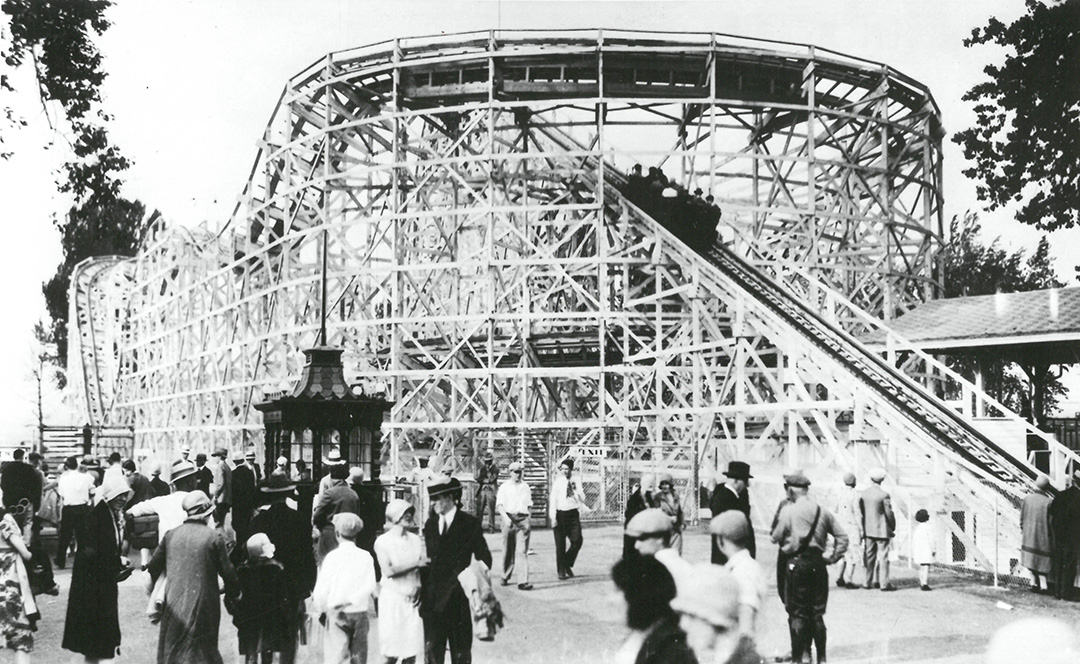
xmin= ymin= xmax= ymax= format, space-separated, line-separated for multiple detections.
xmin=859 ymin=467 xmax=896 ymax=591
xmin=423 ymin=477 xmax=492 ymax=664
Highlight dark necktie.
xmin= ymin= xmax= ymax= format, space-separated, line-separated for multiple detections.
xmin=566 ymin=480 xmax=574 ymax=499
xmin=440 ymin=517 xmax=447 ymax=535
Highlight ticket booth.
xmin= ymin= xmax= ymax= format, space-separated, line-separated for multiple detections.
xmin=254 ymin=346 xmax=392 ymax=522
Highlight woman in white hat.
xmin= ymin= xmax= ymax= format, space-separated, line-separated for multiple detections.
xmin=148 ymin=491 xmax=240 ymax=664
xmin=373 ymin=499 xmax=426 ymax=664
xmin=62 ymin=475 xmax=133 ymax=663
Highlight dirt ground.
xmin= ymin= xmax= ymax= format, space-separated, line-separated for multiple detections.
xmin=35 ymin=524 xmax=1080 ymax=663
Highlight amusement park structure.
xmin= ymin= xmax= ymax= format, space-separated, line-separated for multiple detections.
xmin=68 ymin=30 xmax=1080 ymax=579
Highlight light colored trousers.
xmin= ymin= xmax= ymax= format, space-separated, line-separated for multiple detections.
xmin=324 ymin=610 xmax=369 ymax=664
xmin=502 ymin=513 xmax=531 ymax=583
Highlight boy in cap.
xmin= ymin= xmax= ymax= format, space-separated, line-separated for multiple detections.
xmin=312 ymin=512 xmax=377 ymax=664
xmin=671 ymin=564 xmax=758 ymax=664
xmin=771 ymin=470 xmax=848 ymax=664
xmin=712 ymin=510 xmax=766 ymax=639
xmin=549 ymin=457 xmax=588 ymax=579
xmin=233 ymin=533 xmax=291 ymax=664
xmin=496 ymin=461 xmax=533 ymax=589
xmin=625 ymin=507 xmax=693 ymax=592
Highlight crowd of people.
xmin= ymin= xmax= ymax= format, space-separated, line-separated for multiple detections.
xmin=0 ymin=442 xmax=1076 ymax=663
xmin=619 ymin=164 xmax=722 ymax=250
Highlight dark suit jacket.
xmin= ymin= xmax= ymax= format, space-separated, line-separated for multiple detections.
xmin=423 ymin=508 xmax=492 ymax=614
xmin=194 ymin=466 xmax=213 ymax=496
xmin=710 ymin=484 xmax=755 ymax=564
xmin=232 ymin=464 xmax=257 ymax=517
xmin=249 ymin=501 xmax=317 ymax=600
xmin=312 ymin=482 xmax=360 ymax=529
xmin=1050 ymin=485 xmax=1080 ymax=544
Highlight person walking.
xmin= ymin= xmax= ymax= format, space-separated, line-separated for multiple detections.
xmin=624 ymin=508 xmax=693 ymax=592
xmin=194 ymin=453 xmax=214 ymax=496
xmin=147 ymin=490 xmax=240 ymax=664
xmin=312 ymin=463 xmax=360 ymax=566
xmin=475 ymin=450 xmax=499 ymax=533
xmin=312 ymin=513 xmax=378 ymax=664
xmin=249 ymin=474 xmax=317 ymax=664
xmin=654 ymin=472 xmax=685 ymax=554
xmin=210 ymin=447 xmax=233 ymax=529
xmin=859 ymin=468 xmax=896 ymax=591
xmin=62 ymin=476 xmax=134 ymax=663
xmin=1049 ymin=469 xmax=1080 ymax=600
xmin=422 ymin=477 xmax=492 ymax=664
xmin=709 ymin=461 xmax=754 ymax=564
xmin=55 ymin=456 xmax=94 ymax=569
xmin=771 ymin=470 xmax=848 ymax=664
xmin=624 ymin=473 xmax=655 ymax=560
xmin=610 ymin=554 xmax=698 ymax=664
xmin=833 ymin=472 xmax=862 ymax=588
xmin=232 ymin=533 xmax=292 ymax=664
xmin=374 ymin=499 xmax=426 ymax=664
xmin=149 ymin=463 xmax=171 ymax=497
xmin=496 ymin=461 xmax=534 ymax=589
xmin=0 ymin=501 xmax=37 ymax=664
xmin=1021 ymin=475 xmax=1054 ymax=593
xmin=550 ymin=458 xmax=588 ymax=580
xmin=231 ymin=451 xmax=258 ymax=562
xmin=123 ymin=459 xmax=157 ymax=568
xmin=126 ymin=460 xmax=201 ymax=537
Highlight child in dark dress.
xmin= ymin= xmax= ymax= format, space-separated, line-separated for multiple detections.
xmin=233 ymin=533 xmax=292 ymax=664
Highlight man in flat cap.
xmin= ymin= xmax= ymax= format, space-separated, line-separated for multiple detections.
xmin=422 ymin=476 xmax=492 ymax=664
xmin=496 ymin=461 xmax=534 ymax=589
xmin=833 ymin=472 xmax=862 ymax=588
xmin=710 ymin=460 xmax=755 ymax=565
xmin=549 ymin=457 xmax=588 ymax=580
xmin=771 ymin=470 xmax=848 ymax=664
xmin=626 ymin=507 xmax=693 ymax=592
xmin=475 ymin=449 xmax=500 ymax=533
xmin=1050 ymin=469 xmax=1080 ymax=600
xmin=859 ymin=467 xmax=895 ymax=591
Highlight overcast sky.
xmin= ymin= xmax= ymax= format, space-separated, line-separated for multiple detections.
xmin=2 ymin=0 xmax=1078 ymax=444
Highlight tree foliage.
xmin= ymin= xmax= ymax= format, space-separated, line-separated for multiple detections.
xmin=942 ymin=213 xmax=1067 ymax=423
xmin=42 ymin=197 xmax=143 ymax=366
xmin=953 ymin=0 xmax=1080 ymax=231
xmin=2 ymin=0 xmax=129 ymax=202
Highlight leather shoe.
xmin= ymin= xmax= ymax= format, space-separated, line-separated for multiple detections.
xmin=558 ymin=572 xmax=569 ymax=580
xmin=518 ymin=582 xmax=533 ymax=590
xmin=881 ymin=584 xmax=897 ymax=592
xmin=500 ymin=579 xmax=511 ymax=586
xmin=566 ymin=568 xmax=575 ymax=578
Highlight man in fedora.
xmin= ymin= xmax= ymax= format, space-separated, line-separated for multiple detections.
xmin=250 ymin=474 xmax=317 ymax=664
xmin=422 ymin=476 xmax=492 ymax=664
xmin=312 ymin=461 xmax=360 ymax=566
xmin=771 ymin=470 xmax=848 ymax=664
xmin=475 ymin=449 xmax=499 ymax=533
xmin=231 ymin=450 xmax=259 ymax=563
xmin=710 ymin=460 xmax=755 ymax=564
xmin=210 ymin=446 xmax=233 ymax=528
xmin=859 ymin=467 xmax=896 ymax=591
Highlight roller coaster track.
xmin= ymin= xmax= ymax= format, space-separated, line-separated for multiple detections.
xmin=70 ymin=256 xmax=132 ymax=427
xmin=535 ymin=124 xmax=1065 ymax=497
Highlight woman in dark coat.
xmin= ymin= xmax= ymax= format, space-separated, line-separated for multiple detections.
xmin=624 ymin=473 xmax=655 ymax=560
xmin=148 ymin=490 xmax=239 ymax=664
xmin=62 ymin=476 xmax=133 ymax=662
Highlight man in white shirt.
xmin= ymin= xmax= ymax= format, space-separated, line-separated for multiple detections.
xmin=549 ymin=457 xmax=588 ymax=580
xmin=55 ymin=456 xmax=95 ymax=568
xmin=312 ymin=512 xmax=377 ymax=664
xmin=126 ymin=460 xmax=202 ymax=547
xmin=833 ymin=472 xmax=862 ymax=588
xmin=625 ymin=508 xmax=693 ymax=593
xmin=712 ymin=510 xmax=767 ymax=640
xmin=496 ymin=461 xmax=533 ymax=589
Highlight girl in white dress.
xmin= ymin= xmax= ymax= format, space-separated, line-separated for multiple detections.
xmin=374 ymin=499 xmax=426 ymax=664
xmin=911 ymin=509 xmax=935 ymax=591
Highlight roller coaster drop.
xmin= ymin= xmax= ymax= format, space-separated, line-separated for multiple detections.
xmin=69 ymin=31 xmax=1080 ymax=579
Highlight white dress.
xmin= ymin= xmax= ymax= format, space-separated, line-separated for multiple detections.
xmin=374 ymin=528 xmax=425 ymax=659
xmin=911 ymin=522 xmax=934 ymax=565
